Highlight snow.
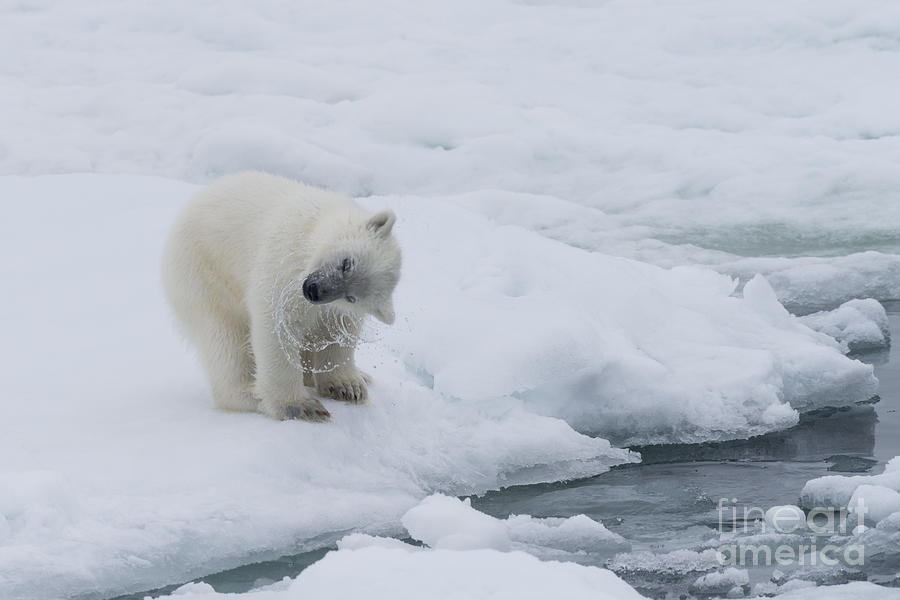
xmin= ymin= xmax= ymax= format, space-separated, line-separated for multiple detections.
xmin=607 ymin=548 xmax=721 ymax=578
xmin=801 ymin=456 xmax=900 ymax=511
xmin=388 ymin=201 xmax=878 ymax=444
xmin=0 ymin=0 xmax=898 ymax=309
xmin=765 ymin=505 xmax=807 ymax=534
xmin=502 ymin=513 xmax=630 ymax=560
xmin=760 ymin=457 xmax=900 ymax=599
xmin=0 ymin=176 xmax=636 ymax=600
xmin=689 ymin=567 xmax=749 ymax=596
xmin=854 ymin=510 xmax=900 ymax=572
xmin=149 ymin=494 xmax=646 ymax=600
xmin=767 ymin=581 xmax=900 ymax=600
xmin=798 ymin=298 xmax=891 ymax=353
xmin=3 ymin=0 xmax=900 ymax=597
xmin=399 ymin=494 xmax=628 ymax=560
xmin=155 ymin=546 xmax=647 ymax=600
xmin=849 ymin=485 xmax=900 ymax=525
xmin=402 ymin=495 xmax=512 ymax=551
xmin=385 ymin=193 xmax=878 ymax=446
xmin=0 ymin=174 xmax=879 ymax=598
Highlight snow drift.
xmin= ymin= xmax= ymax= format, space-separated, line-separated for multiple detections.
xmin=380 ymin=194 xmax=877 ymax=445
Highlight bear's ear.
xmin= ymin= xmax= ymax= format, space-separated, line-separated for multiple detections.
xmin=373 ymin=299 xmax=395 ymax=325
xmin=366 ymin=210 xmax=396 ymax=239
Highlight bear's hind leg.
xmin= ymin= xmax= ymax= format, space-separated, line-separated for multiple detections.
xmin=163 ymin=236 xmax=257 ymax=413
xmin=193 ymin=309 xmax=258 ymax=413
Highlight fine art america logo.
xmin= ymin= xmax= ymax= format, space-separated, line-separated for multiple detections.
xmin=716 ymin=498 xmax=867 ymax=567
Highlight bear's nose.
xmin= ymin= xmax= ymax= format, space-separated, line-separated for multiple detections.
xmin=302 ymin=279 xmax=319 ymax=302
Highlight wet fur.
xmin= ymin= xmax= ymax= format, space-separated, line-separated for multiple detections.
xmin=161 ymin=172 xmax=401 ymax=421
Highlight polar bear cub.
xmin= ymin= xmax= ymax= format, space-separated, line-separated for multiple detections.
xmin=162 ymin=172 xmax=401 ymax=421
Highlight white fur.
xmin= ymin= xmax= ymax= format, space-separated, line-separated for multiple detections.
xmin=162 ymin=172 xmax=401 ymax=421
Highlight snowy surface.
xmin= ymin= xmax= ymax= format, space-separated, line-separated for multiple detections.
xmin=153 ymin=546 xmax=647 ymax=600
xmin=849 ymin=485 xmax=900 ymax=524
xmin=151 ymin=562 xmax=900 ymax=600
xmin=3 ymin=0 xmax=900 ymax=598
xmin=767 ymin=582 xmax=900 ymax=599
xmin=400 ymin=494 xmax=628 ymax=561
xmin=152 ymin=493 xmax=646 ymax=600
xmin=854 ymin=511 xmax=900 ymax=572
xmin=689 ymin=567 xmax=749 ymax=596
xmin=387 ymin=197 xmax=878 ymax=444
xmin=762 ymin=458 xmax=900 ymax=591
xmin=801 ymin=456 xmax=900 ymax=512
xmin=608 ymin=548 xmax=721 ymax=579
xmin=148 ymin=494 xmax=900 ymax=600
xmin=764 ymin=505 xmax=807 ymax=534
xmin=0 ymin=176 xmax=635 ymax=600
xmin=0 ymin=174 xmax=880 ymax=598
xmin=1 ymin=0 xmax=899 ymax=308
xmin=798 ymin=299 xmax=891 ymax=353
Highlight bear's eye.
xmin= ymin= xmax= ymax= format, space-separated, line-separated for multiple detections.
xmin=341 ymin=257 xmax=353 ymax=274
xmin=345 ymin=295 xmax=357 ymax=303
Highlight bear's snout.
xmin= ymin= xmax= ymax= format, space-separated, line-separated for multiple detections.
xmin=302 ymin=273 xmax=341 ymax=304
xmin=302 ymin=278 xmax=321 ymax=303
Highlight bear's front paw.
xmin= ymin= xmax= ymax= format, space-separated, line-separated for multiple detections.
xmin=316 ymin=369 xmax=372 ymax=404
xmin=260 ymin=396 xmax=331 ymax=422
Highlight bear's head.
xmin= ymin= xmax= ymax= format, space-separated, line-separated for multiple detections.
xmin=302 ymin=210 xmax=401 ymax=325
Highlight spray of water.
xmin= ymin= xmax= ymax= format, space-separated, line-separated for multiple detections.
xmin=272 ymin=276 xmax=381 ymax=374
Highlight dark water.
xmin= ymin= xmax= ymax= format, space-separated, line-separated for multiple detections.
xmin=112 ymin=307 xmax=899 ymax=600
xmin=468 ymin=307 xmax=900 ymax=597
xmin=872 ymin=306 xmax=900 ymax=465
xmin=109 ymin=549 xmax=331 ymax=599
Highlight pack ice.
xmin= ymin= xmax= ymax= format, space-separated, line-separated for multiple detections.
xmin=150 ymin=494 xmax=646 ymax=600
xmin=380 ymin=195 xmax=878 ymax=446
xmin=0 ymin=176 xmax=636 ymax=600
xmin=801 ymin=456 xmax=900 ymax=522
xmin=0 ymin=174 xmax=881 ymax=599
xmin=2 ymin=0 xmax=899 ymax=311
xmin=149 ymin=495 xmax=900 ymax=600
xmin=1 ymin=0 xmax=899 ymax=598
xmin=721 ymin=458 xmax=900 ymax=592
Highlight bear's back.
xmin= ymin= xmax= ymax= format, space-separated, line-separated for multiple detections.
xmin=165 ymin=172 xmax=360 ymax=307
